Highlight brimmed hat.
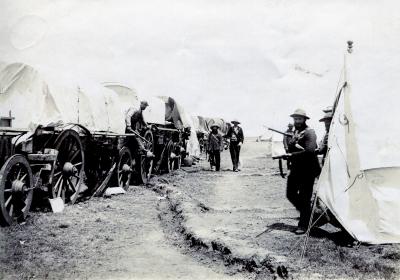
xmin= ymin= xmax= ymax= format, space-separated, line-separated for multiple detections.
xmin=319 ymin=111 xmax=333 ymax=122
xmin=140 ymin=100 xmax=149 ymax=107
xmin=231 ymin=119 xmax=241 ymax=124
xmin=290 ymin=109 xmax=309 ymax=120
xmin=210 ymin=124 xmax=220 ymax=129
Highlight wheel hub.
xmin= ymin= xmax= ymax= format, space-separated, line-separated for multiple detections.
xmin=62 ymin=162 xmax=77 ymax=176
xmin=122 ymin=164 xmax=132 ymax=173
xmin=12 ymin=179 xmax=27 ymax=193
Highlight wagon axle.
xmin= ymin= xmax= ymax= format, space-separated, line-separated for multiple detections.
xmin=62 ymin=162 xmax=78 ymax=177
xmin=11 ymin=179 xmax=28 ymax=194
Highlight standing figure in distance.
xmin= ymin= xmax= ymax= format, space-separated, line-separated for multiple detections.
xmin=225 ymin=119 xmax=244 ymax=172
xmin=208 ymin=124 xmax=224 ymax=171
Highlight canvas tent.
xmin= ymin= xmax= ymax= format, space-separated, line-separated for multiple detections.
xmin=316 ymin=46 xmax=400 ymax=244
xmin=270 ymin=133 xmax=286 ymax=158
xmin=194 ymin=116 xmax=230 ymax=135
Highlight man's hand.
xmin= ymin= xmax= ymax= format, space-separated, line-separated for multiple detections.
xmin=126 ymin=126 xmax=135 ymax=133
xmin=238 ymin=142 xmax=242 ymax=147
xmin=282 ymin=153 xmax=292 ymax=160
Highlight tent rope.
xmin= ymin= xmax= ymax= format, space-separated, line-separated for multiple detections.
xmin=344 ymin=172 xmax=364 ymax=192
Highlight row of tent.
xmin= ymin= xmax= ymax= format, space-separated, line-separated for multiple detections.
xmin=0 ymin=62 xmax=229 ymax=158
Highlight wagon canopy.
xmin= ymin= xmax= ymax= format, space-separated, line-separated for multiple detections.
xmin=317 ymin=46 xmax=400 ymax=244
xmin=0 ymin=62 xmax=126 ymax=134
xmin=104 ymin=83 xmax=166 ymax=125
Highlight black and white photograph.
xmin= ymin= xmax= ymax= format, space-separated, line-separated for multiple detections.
xmin=0 ymin=1 xmax=399 ymax=279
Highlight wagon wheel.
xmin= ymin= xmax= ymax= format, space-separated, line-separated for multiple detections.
xmin=50 ymin=130 xmax=84 ymax=204
xmin=138 ymin=130 xmax=154 ymax=184
xmin=0 ymin=155 xmax=33 ymax=226
xmin=117 ymin=147 xmax=133 ymax=191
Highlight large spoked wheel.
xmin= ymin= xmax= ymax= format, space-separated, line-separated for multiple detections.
xmin=0 ymin=155 xmax=33 ymax=226
xmin=139 ymin=130 xmax=154 ymax=184
xmin=117 ymin=147 xmax=133 ymax=191
xmin=50 ymin=130 xmax=84 ymax=204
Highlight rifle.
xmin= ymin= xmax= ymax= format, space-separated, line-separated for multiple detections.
xmin=267 ymin=127 xmax=293 ymax=138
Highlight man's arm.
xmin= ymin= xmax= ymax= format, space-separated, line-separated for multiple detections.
xmin=239 ymin=128 xmax=244 ymax=144
xmin=224 ymin=127 xmax=232 ymax=139
xmin=125 ymin=108 xmax=134 ymax=128
xmin=218 ymin=134 xmax=224 ymax=151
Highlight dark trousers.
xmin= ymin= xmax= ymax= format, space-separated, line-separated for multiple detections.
xmin=229 ymin=142 xmax=241 ymax=170
xmin=209 ymin=150 xmax=221 ymax=171
xmin=286 ymin=171 xmax=315 ymax=228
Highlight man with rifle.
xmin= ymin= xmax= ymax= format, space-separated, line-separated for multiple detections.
xmin=281 ymin=109 xmax=321 ymax=235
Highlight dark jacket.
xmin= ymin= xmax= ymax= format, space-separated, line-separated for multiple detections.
xmin=225 ymin=126 xmax=244 ymax=144
xmin=208 ymin=132 xmax=224 ymax=152
xmin=125 ymin=108 xmax=147 ymax=130
xmin=288 ymin=126 xmax=320 ymax=176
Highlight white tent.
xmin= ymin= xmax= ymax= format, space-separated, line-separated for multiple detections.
xmin=270 ymin=133 xmax=286 ymax=158
xmin=317 ymin=45 xmax=400 ymax=244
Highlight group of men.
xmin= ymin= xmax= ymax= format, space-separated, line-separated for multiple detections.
xmin=124 ymin=100 xmax=246 ymax=174
xmin=281 ymin=107 xmax=332 ymax=235
xmin=207 ymin=119 xmax=244 ymax=172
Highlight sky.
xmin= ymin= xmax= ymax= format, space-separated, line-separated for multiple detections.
xmin=1 ymin=0 xmax=399 ymax=136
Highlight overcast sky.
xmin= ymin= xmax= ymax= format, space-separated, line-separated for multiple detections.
xmin=1 ymin=0 xmax=399 ymax=136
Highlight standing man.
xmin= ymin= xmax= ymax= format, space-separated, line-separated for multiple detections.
xmin=226 ymin=119 xmax=244 ymax=172
xmin=283 ymin=109 xmax=320 ymax=234
xmin=283 ymin=123 xmax=294 ymax=153
xmin=125 ymin=100 xmax=153 ymax=157
xmin=208 ymin=124 xmax=224 ymax=171
xmin=317 ymin=107 xmax=333 ymax=164
xmin=125 ymin=100 xmax=149 ymax=133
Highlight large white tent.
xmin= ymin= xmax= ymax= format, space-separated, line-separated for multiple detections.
xmin=317 ymin=45 xmax=400 ymax=244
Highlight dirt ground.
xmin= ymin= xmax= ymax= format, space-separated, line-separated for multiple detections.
xmin=1 ymin=138 xmax=399 ymax=280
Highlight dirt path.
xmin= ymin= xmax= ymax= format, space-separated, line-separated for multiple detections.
xmin=0 ymin=186 xmax=245 ymax=280
xmin=1 ymin=139 xmax=399 ymax=280
xmin=162 ymin=139 xmax=400 ymax=279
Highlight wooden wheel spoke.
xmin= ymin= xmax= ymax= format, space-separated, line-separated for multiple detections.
xmin=73 ymin=162 xmax=82 ymax=167
xmin=9 ymin=204 xmax=14 ymax=217
xmin=20 ymin=173 xmax=27 ymax=182
xmin=5 ymin=195 xmax=12 ymax=207
xmin=70 ymin=149 xmax=80 ymax=162
xmin=57 ymin=179 xmax=64 ymax=197
xmin=66 ymin=178 xmax=76 ymax=193
xmin=16 ymin=168 xmax=22 ymax=180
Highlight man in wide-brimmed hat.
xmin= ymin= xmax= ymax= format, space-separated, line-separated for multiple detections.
xmin=208 ymin=124 xmax=224 ymax=171
xmin=125 ymin=100 xmax=153 ymax=157
xmin=225 ymin=119 xmax=244 ymax=172
xmin=317 ymin=107 xmax=333 ymax=161
xmin=283 ymin=109 xmax=320 ymax=234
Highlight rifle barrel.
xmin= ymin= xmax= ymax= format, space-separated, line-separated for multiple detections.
xmin=267 ymin=127 xmax=292 ymax=137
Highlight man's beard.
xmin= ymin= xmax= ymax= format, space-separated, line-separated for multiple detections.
xmin=294 ymin=123 xmax=306 ymax=130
